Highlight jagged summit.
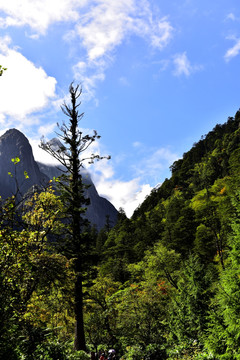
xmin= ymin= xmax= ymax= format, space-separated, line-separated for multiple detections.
xmin=46 ymin=137 xmax=65 ymax=152
xmin=0 ymin=129 xmax=118 ymax=229
xmin=0 ymin=128 xmax=32 ymax=156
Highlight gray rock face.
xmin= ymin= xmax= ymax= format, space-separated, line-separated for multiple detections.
xmin=0 ymin=129 xmax=118 ymax=229
xmin=38 ymin=163 xmax=118 ymax=230
xmin=0 ymin=129 xmax=48 ymax=198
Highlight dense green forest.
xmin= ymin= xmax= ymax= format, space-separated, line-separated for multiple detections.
xmin=1 ymin=106 xmax=240 ymax=359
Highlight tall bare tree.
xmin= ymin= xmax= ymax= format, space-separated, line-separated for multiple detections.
xmin=40 ymin=83 xmax=109 ymax=351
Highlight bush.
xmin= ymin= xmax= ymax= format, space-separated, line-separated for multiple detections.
xmin=32 ymin=341 xmax=68 ymax=360
xmin=31 ymin=341 xmax=90 ymax=360
xmin=68 ymin=350 xmax=90 ymax=360
xmin=120 ymin=345 xmax=144 ymax=360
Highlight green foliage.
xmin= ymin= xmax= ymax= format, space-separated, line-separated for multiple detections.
xmin=1 ymin=100 xmax=240 ymax=358
xmin=205 ymin=191 xmax=240 ymax=359
xmin=0 ymin=65 xmax=7 ymax=76
xmin=84 ymin=275 xmax=121 ymax=348
xmin=32 ymin=340 xmax=90 ymax=360
xmin=167 ymin=254 xmax=213 ymax=349
xmin=120 ymin=345 xmax=144 ymax=360
xmin=89 ymin=111 xmax=240 ymax=358
xmin=0 ymin=182 xmax=71 ymax=358
xmin=11 ymin=156 xmax=20 ymax=164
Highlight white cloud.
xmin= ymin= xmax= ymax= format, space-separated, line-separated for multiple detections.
xmin=90 ymin=144 xmax=179 ymax=217
xmin=173 ymin=52 xmax=202 ymax=77
xmin=147 ymin=17 xmax=173 ymax=50
xmin=97 ymin=177 xmax=152 ymax=217
xmin=224 ymin=37 xmax=240 ymax=62
xmin=30 ymin=138 xmax=60 ymax=165
xmin=0 ymin=36 xmax=57 ymax=125
xmin=0 ymin=0 xmax=83 ymax=35
xmin=37 ymin=123 xmax=57 ymax=138
xmin=74 ymin=1 xmax=173 ymax=61
xmin=73 ymin=62 xmax=106 ymax=101
xmin=0 ymin=0 xmax=173 ymax=57
xmin=173 ymin=52 xmax=191 ymax=76
xmin=91 ymin=159 xmax=152 ymax=217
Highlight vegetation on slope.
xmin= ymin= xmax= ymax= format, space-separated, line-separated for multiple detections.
xmin=1 ymin=110 xmax=240 ymax=359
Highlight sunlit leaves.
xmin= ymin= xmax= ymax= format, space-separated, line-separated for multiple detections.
xmin=11 ymin=156 xmax=20 ymax=165
xmin=0 ymin=65 xmax=7 ymax=76
xmin=0 ymin=185 xmax=69 ymax=353
xmin=24 ymin=170 xmax=29 ymax=179
xmin=23 ymin=186 xmax=65 ymax=242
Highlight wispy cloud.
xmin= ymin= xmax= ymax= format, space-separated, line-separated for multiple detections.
xmin=119 ymin=77 xmax=130 ymax=86
xmin=173 ymin=52 xmax=203 ymax=77
xmin=131 ymin=144 xmax=179 ymax=184
xmin=224 ymin=37 xmax=240 ymax=62
xmin=225 ymin=12 xmax=240 ymax=22
xmin=0 ymin=0 xmax=82 ymax=35
xmin=89 ymin=143 xmax=179 ymax=216
xmin=226 ymin=13 xmax=237 ymax=21
xmin=70 ymin=0 xmax=174 ymax=98
xmin=73 ymin=1 xmax=173 ymax=61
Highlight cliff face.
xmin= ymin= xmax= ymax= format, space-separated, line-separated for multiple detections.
xmin=38 ymin=163 xmax=118 ymax=230
xmin=0 ymin=129 xmax=48 ymax=198
xmin=0 ymin=129 xmax=118 ymax=229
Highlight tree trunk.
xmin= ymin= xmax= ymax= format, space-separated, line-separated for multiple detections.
xmin=74 ymin=258 xmax=86 ymax=351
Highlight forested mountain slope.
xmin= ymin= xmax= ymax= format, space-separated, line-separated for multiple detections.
xmin=133 ymin=111 xmax=240 ymax=218
xmin=91 ymin=110 xmax=240 ymax=359
xmin=99 ymin=111 xmax=240 ymax=273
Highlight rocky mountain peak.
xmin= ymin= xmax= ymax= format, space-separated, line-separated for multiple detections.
xmin=0 ymin=128 xmax=32 ymax=157
xmin=0 ymin=129 xmax=118 ymax=229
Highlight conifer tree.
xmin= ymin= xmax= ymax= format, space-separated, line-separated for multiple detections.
xmin=206 ymin=191 xmax=240 ymax=358
xmin=40 ymin=83 xmax=109 ymax=351
xmin=168 ymin=254 xmax=212 ymax=355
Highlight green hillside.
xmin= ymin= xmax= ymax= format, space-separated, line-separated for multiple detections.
xmin=94 ymin=111 xmax=240 ymax=358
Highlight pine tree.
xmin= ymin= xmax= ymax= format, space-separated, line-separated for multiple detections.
xmin=168 ymin=254 xmax=212 ymax=356
xmin=206 ymin=191 xmax=240 ymax=358
xmin=40 ymin=83 xmax=109 ymax=351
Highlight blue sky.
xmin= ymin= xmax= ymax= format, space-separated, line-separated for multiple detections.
xmin=0 ymin=0 xmax=240 ymax=216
